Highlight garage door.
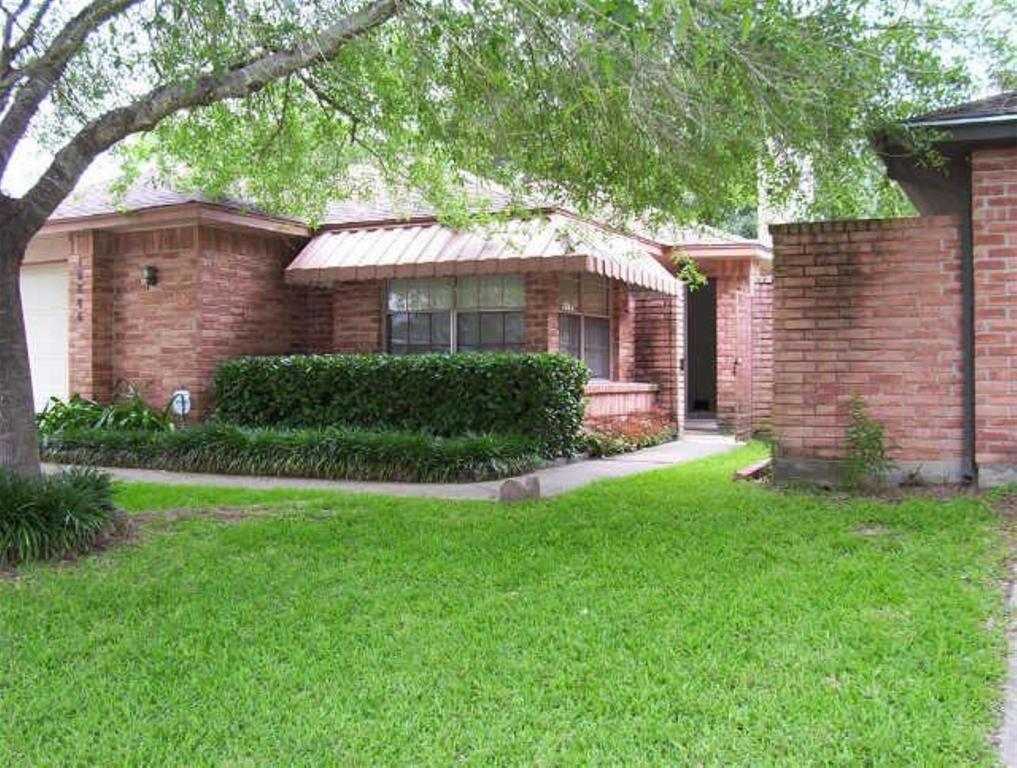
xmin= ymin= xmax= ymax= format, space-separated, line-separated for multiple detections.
xmin=20 ymin=263 xmax=69 ymax=412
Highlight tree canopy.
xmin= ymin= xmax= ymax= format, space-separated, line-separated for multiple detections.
xmin=5 ymin=0 xmax=1014 ymax=230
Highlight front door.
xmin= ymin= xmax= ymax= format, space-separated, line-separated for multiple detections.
xmin=686 ymin=281 xmax=716 ymax=416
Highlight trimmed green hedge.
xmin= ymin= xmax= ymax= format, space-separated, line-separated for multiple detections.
xmin=1 ymin=468 xmax=117 ymax=567
xmin=42 ymin=425 xmax=542 ymax=484
xmin=211 ymin=353 xmax=590 ymax=457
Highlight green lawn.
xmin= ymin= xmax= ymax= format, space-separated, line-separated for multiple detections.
xmin=1 ymin=445 xmax=1009 ymax=765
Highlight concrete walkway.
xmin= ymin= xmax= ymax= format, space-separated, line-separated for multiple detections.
xmin=44 ymin=433 xmax=740 ymax=502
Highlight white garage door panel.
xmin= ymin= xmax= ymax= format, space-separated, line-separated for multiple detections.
xmin=20 ymin=263 xmax=69 ymax=412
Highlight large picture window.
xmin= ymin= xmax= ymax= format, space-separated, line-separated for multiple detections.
xmin=386 ymin=275 xmax=525 ymax=355
xmin=559 ymin=274 xmax=611 ymax=379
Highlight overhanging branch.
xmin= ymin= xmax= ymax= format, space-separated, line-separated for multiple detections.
xmin=17 ymin=0 xmax=401 ymax=236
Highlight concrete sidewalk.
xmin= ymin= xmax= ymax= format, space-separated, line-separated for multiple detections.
xmin=44 ymin=433 xmax=741 ymax=502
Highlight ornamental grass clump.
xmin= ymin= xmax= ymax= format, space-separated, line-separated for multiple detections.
xmin=0 ymin=468 xmax=117 ymax=567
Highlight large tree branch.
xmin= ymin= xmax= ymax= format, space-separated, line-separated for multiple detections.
xmin=16 ymin=0 xmax=401 ymax=239
xmin=0 ymin=0 xmax=141 ymax=177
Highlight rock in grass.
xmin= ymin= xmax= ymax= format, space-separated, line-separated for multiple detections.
xmin=499 ymin=475 xmax=540 ymax=502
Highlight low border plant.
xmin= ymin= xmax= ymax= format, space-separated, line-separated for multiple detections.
xmin=843 ymin=395 xmax=894 ymax=490
xmin=42 ymin=425 xmax=542 ymax=484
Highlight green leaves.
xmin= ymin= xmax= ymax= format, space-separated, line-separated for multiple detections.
xmin=0 ymin=468 xmax=116 ymax=567
xmin=211 ymin=353 xmax=591 ymax=457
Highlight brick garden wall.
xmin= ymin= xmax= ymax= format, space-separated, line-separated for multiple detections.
xmin=973 ymin=146 xmax=1017 ymax=485
xmin=770 ymin=215 xmax=965 ymax=483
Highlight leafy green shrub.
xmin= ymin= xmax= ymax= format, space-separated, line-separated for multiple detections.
xmin=844 ymin=395 xmax=893 ymax=489
xmin=212 ymin=353 xmax=590 ymax=456
xmin=0 ymin=468 xmax=117 ymax=567
xmin=36 ymin=395 xmax=104 ymax=435
xmin=582 ymin=414 xmax=677 ymax=458
xmin=37 ymin=393 xmax=173 ymax=437
xmin=43 ymin=425 xmax=542 ymax=484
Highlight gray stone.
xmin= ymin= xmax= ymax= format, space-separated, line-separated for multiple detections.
xmin=498 ymin=475 xmax=541 ymax=502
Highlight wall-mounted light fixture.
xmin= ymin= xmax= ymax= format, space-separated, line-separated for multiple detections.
xmin=140 ymin=264 xmax=158 ymax=288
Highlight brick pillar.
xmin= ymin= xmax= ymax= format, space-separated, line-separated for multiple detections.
xmin=633 ymin=289 xmax=684 ymax=428
xmin=612 ymin=281 xmax=635 ymax=381
xmin=751 ymin=272 xmax=774 ymax=434
xmin=67 ymin=230 xmax=114 ymax=402
xmin=973 ymin=146 xmax=1017 ymax=486
xmin=524 ymin=272 xmax=558 ymax=352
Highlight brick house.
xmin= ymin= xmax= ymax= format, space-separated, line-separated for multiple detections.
xmin=19 ymin=181 xmax=773 ymax=437
xmin=770 ymin=91 xmax=1017 ymax=487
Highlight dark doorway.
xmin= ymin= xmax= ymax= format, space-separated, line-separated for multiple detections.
xmin=686 ymin=281 xmax=717 ymax=416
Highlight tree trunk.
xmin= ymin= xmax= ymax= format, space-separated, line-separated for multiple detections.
xmin=0 ymin=224 xmax=40 ymax=476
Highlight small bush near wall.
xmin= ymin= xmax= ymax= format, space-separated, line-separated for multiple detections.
xmin=1 ymin=468 xmax=117 ymax=567
xmin=212 ymin=353 xmax=590 ymax=457
xmin=42 ymin=425 xmax=542 ymax=484
xmin=37 ymin=394 xmax=173 ymax=436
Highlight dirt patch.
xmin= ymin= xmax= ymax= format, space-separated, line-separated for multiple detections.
xmin=853 ymin=524 xmax=896 ymax=537
xmin=131 ymin=506 xmax=268 ymax=525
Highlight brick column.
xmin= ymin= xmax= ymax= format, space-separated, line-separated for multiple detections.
xmin=611 ymin=281 xmax=635 ymax=381
xmin=972 ymin=146 xmax=1017 ymax=486
xmin=524 ymin=272 xmax=558 ymax=352
xmin=633 ymin=289 xmax=684 ymax=428
xmin=67 ymin=230 xmax=114 ymax=402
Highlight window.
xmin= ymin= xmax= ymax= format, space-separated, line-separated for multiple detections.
xmin=386 ymin=275 xmax=525 ymax=354
xmin=387 ymin=278 xmax=452 ymax=355
xmin=558 ymin=274 xmax=611 ymax=379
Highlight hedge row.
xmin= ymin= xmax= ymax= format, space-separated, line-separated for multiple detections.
xmin=211 ymin=353 xmax=590 ymax=457
xmin=42 ymin=425 xmax=543 ymax=484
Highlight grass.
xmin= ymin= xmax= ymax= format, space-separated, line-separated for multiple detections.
xmin=0 ymin=445 xmax=1009 ymax=765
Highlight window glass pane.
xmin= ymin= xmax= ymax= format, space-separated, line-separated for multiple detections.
xmin=404 ymin=280 xmax=428 ymax=311
xmin=430 ymin=279 xmax=454 ymax=310
xmin=502 ymin=276 xmax=525 ymax=308
xmin=457 ymin=312 xmax=479 ymax=349
xmin=432 ymin=312 xmax=451 ymax=346
xmin=582 ymin=275 xmax=609 ymax=316
xmin=409 ymin=313 xmax=431 ymax=344
xmin=504 ymin=312 xmax=524 ymax=345
xmin=584 ymin=316 xmax=610 ymax=378
xmin=559 ymin=275 xmax=580 ymax=313
xmin=388 ymin=279 xmax=408 ymax=311
xmin=478 ymin=276 xmax=503 ymax=308
xmin=559 ymin=314 xmax=581 ymax=358
xmin=456 ymin=276 xmax=478 ymax=309
xmin=480 ymin=313 xmax=504 ymax=346
xmin=388 ymin=312 xmax=408 ymax=345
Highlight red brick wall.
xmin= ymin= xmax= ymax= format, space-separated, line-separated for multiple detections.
xmin=633 ymin=290 xmax=684 ymax=424
xmin=332 ymin=280 xmax=384 ymax=352
xmin=771 ymin=216 xmax=964 ymax=482
xmin=751 ymin=271 xmax=774 ymax=433
xmin=973 ymin=146 xmax=1017 ymax=483
xmin=194 ymin=227 xmax=305 ymax=414
xmin=296 ymin=288 xmax=334 ymax=353
xmin=70 ymin=225 xmax=307 ymax=418
xmin=107 ymin=226 xmax=202 ymax=411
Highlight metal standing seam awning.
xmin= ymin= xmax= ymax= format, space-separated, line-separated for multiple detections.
xmin=284 ymin=211 xmax=682 ymax=295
